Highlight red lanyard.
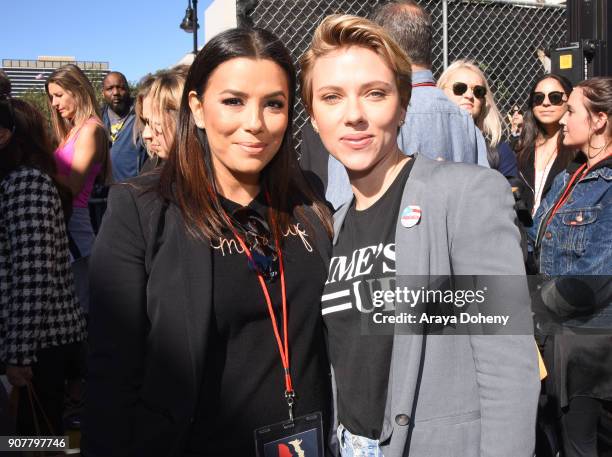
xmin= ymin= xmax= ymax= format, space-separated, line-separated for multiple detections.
xmin=545 ymin=152 xmax=612 ymax=227
xmin=412 ymin=82 xmax=436 ymax=88
xmin=219 ymin=195 xmax=296 ymax=420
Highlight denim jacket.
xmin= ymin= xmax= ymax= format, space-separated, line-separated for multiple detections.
xmin=530 ymin=157 xmax=612 ymax=328
xmin=531 ymin=157 xmax=611 ymax=276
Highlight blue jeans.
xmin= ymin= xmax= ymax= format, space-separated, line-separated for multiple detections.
xmin=337 ymin=423 xmax=384 ymax=457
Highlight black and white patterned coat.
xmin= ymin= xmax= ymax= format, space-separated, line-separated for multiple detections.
xmin=0 ymin=167 xmax=86 ymax=365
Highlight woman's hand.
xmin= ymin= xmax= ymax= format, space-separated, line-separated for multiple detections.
xmin=6 ymin=365 xmax=33 ymax=387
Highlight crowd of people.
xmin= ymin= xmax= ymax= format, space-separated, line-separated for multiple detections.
xmin=0 ymin=1 xmax=610 ymax=456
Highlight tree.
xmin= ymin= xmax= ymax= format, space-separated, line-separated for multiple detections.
xmin=20 ymin=89 xmax=52 ymax=126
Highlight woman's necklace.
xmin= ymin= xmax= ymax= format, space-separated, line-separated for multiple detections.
xmin=533 ymin=142 xmax=557 ymax=206
xmin=534 ymin=135 xmax=557 ymax=169
xmin=587 ymin=139 xmax=612 ymax=162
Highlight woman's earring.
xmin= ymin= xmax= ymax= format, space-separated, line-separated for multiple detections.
xmin=399 ymin=119 xmax=405 ymax=127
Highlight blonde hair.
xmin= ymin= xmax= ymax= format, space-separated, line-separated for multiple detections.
xmin=45 ymin=64 xmax=110 ymax=183
xmin=135 ymin=67 xmax=187 ymax=158
xmin=45 ymin=64 xmax=103 ymax=143
xmin=133 ymin=74 xmax=156 ymax=145
xmin=299 ymin=14 xmax=412 ymax=113
xmin=437 ymin=59 xmax=503 ymax=147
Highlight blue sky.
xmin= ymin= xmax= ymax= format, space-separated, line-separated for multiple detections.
xmin=2 ymin=0 xmax=214 ymax=83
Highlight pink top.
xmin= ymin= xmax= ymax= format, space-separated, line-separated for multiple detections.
xmin=54 ymin=118 xmax=104 ymax=208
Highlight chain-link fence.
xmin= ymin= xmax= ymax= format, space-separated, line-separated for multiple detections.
xmin=238 ymin=0 xmax=567 ymax=146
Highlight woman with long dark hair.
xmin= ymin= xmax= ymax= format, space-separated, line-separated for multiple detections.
xmin=82 ymin=28 xmax=333 ymax=457
xmin=531 ymin=77 xmax=612 ymax=457
xmin=0 ymin=97 xmax=86 ymax=436
xmin=516 ymin=74 xmax=574 ymax=218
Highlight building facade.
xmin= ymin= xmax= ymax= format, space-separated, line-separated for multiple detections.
xmin=1 ymin=56 xmax=109 ymax=96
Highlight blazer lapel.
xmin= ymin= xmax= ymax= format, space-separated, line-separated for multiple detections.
xmin=332 ymin=200 xmax=352 ymax=245
xmin=380 ymin=155 xmax=431 ymax=443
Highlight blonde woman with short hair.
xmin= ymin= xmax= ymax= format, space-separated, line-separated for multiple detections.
xmin=438 ymin=59 xmax=518 ymax=177
xmin=301 ymin=14 xmax=539 ymax=457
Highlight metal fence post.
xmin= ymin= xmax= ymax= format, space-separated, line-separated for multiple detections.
xmin=442 ymin=0 xmax=449 ymax=70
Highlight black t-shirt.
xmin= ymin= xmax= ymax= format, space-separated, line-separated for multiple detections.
xmin=322 ymin=159 xmax=413 ymax=439
xmin=185 ymin=193 xmax=331 ymax=456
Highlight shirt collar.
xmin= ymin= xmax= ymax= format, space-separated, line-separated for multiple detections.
xmin=218 ymin=190 xmax=268 ymax=218
xmin=411 ymin=70 xmax=436 ymax=85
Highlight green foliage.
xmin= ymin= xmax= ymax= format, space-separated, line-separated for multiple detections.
xmin=20 ymin=89 xmax=51 ymax=121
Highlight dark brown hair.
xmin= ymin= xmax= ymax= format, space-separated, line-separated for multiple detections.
xmin=159 ymin=27 xmax=332 ymax=241
xmin=0 ymin=98 xmax=72 ymax=217
xmin=577 ymin=77 xmax=612 ymax=138
xmin=516 ymin=74 xmax=574 ymax=170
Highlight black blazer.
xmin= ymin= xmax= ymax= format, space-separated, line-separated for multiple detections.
xmin=81 ymin=174 xmax=332 ymax=457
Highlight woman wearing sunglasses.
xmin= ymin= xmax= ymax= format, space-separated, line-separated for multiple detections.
xmin=438 ymin=59 xmax=518 ymax=178
xmin=530 ymin=77 xmax=612 ymax=457
xmin=515 ymin=74 xmax=575 ymax=219
xmin=301 ymin=15 xmax=539 ymax=457
xmin=0 ymin=97 xmax=86 ymax=437
xmin=83 ymin=28 xmax=333 ymax=457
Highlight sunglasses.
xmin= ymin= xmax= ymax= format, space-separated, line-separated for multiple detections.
xmin=232 ymin=207 xmax=279 ymax=282
xmin=0 ymin=94 xmax=16 ymax=134
xmin=532 ymin=91 xmax=566 ymax=106
xmin=452 ymin=82 xmax=487 ymax=99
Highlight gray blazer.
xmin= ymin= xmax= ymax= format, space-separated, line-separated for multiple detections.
xmin=332 ymin=155 xmax=540 ymax=457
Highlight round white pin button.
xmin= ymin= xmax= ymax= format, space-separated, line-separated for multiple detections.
xmin=401 ymin=205 xmax=421 ymax=228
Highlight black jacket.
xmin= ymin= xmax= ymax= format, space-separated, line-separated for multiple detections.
xmin=517 ymin=146 xmax=568 ymax=219
xmin=81 ymin=174 xmax=332 ymax=457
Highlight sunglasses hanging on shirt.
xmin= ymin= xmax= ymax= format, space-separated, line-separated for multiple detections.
xmin=452 ymin=82 xmax=487 ymax=99
xmin=532 ymin=91 xmax=566 ymax=106
xmin=231 ymin=207 xmax=279 ymax=282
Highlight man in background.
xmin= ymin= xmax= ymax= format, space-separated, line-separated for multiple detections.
xmin=101 ymin=71 xmax=146 ymax=182
xmin=372 ymin=0 xmax=488 ymax=166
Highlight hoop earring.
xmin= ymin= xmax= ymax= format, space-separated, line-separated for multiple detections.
xmin=586 ymin=135 xmax=612 ymax=160
xmin=587 ymin=125 xmax=608 ymax=150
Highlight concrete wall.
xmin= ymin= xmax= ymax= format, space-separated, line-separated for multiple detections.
xmin=204 ymin=0 xmax=237 ymax=43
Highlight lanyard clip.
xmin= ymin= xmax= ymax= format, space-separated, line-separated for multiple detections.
xmin=285 ymin=390 xmax=296 ymax=422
